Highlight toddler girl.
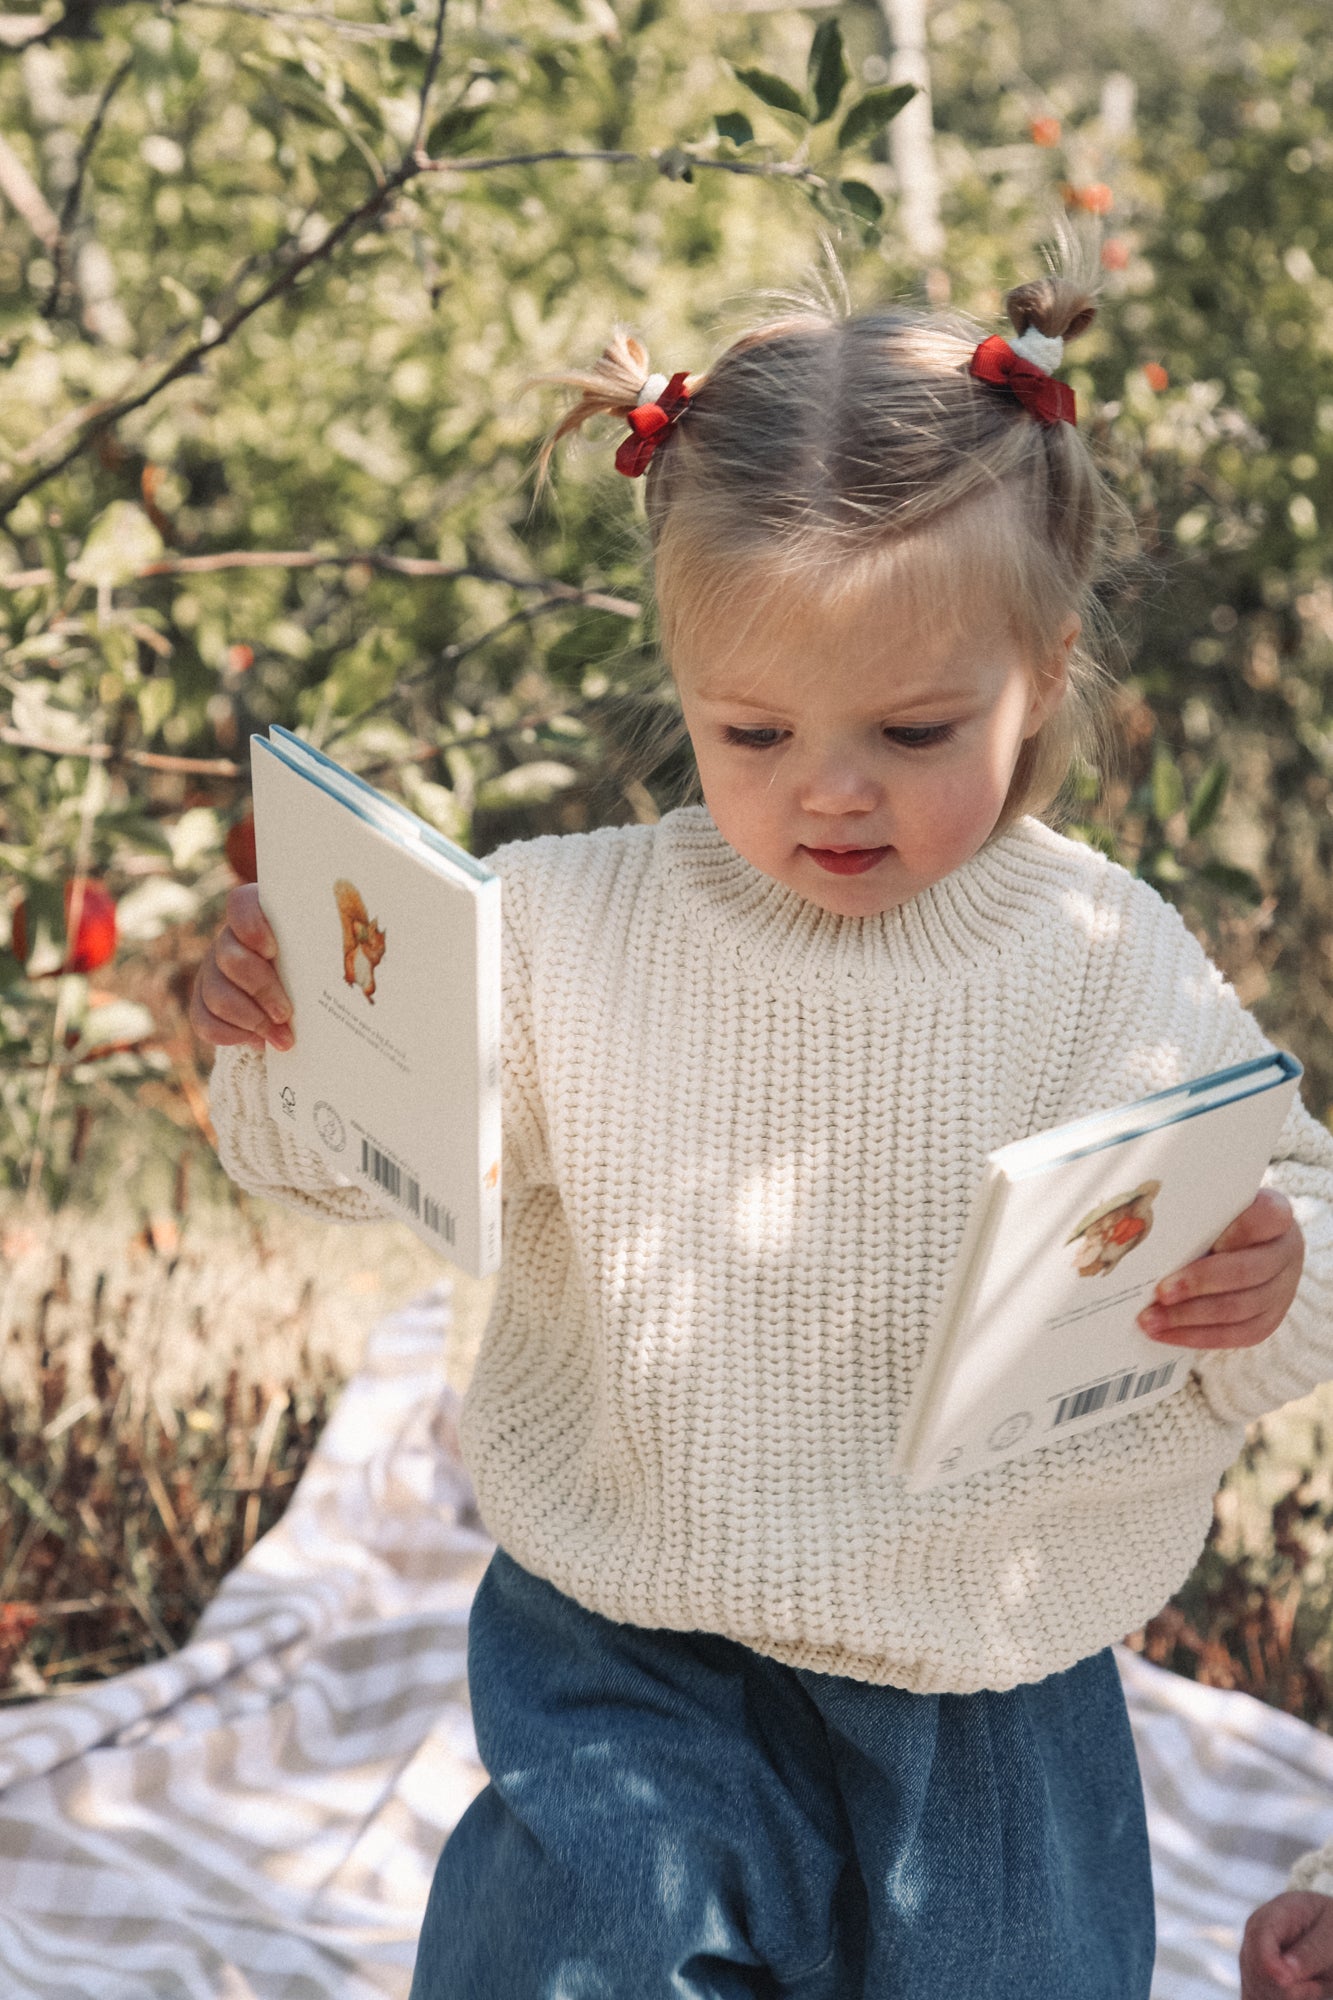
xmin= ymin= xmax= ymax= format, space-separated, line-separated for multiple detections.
xmin=192 ymin=270 xmax=1333 ymax=1998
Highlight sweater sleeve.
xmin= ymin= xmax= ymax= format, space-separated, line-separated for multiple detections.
xmin=208 ymin=838 xmax=552 ymax=1219
xmin=1289 ymin=1836 xmax=1333 ymax=1897
xmin=1058 ymin=863 xmax=1333 ymax=1429
xmin=208 ymin=1040 xmax=390 ymax=1223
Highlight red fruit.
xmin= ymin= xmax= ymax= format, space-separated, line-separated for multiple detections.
xmin=1100 ymin=237 xmax=1131 ymax=270
xmin=227 ymin=643 xmax=255 ymax=675
xmin=1030 ymin=116 xmax=1061 ymax=147
xmin=12 ymin=878 xmax=118 ymax=975
xmin=225 ymin=813 xmax=258 ymax=882
xmin=1072 ymin=182 xmax=1114 ymax=214
xmin=1143 ymin=362 xmax=1169 ymax=392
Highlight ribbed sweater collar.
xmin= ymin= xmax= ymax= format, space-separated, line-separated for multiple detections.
xmin=657 ymin=805 xmax=1073 ymax=990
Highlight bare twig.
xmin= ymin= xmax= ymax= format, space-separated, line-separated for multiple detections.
xmin=319 ymin=592 xmax=609 ymax=749
xmin=412 ymin=0 xmax=449 ymax=155
xmin=420 ymin=146 xmax=823 ymax=184
xmin=43 ymin=53 xmax=135 ymax=321
xmin=22 ymin=717 xmax=107 ymax=1205
xmin=181 ymin=0 xmax=408 ymax=37
xmin=2 ymin=549 xmax=639 ymax=615
xmin=0 ymin=728 xmax=242 ymax=775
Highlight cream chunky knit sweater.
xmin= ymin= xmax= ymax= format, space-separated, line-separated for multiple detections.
xmin=210 ymin=807 xmax=1333 ymax=1694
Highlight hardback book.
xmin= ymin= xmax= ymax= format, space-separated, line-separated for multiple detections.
xmin=892 ymin=1051 xmax=1302 ymax=1490
xmin=249 ymin=724 xmax=502 ymax=1279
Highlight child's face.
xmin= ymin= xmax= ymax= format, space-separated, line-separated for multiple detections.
xmin=673 ymin=581 xmax=1072 ymax=917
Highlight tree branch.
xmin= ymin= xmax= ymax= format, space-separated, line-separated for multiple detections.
xmin=0 ymin=728 xmax=242 ymax=775
xmin=2 ymin=548 xmax=640 ymax=618
xmin=43 ymin=52 xmax=134 ymax=322
xmin=412 ymin=0 xmax=449 ymax=154
xmin=179 ymin=0 xmax=408 ymax=38
xmin=0 ymin=138 xmax=821 ymax=524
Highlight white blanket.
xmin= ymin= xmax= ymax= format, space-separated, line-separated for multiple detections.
xmin=0 ymin=1283 xmax=1329 ymax=1998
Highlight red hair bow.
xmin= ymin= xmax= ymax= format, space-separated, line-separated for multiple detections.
xmin=614 ymin=372 xmax=693 ymax=478
xmin=968 ymin=335 xmax=1075 ymax=427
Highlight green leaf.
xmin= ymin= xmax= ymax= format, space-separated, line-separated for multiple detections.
xmin=836 ymin=82 xmax=917 ymax=150
xmin=1186 ymin=759 xmax=1230 ymax=838
xmin=839 ymin=179 xmax=884 ymax=224
xmin=67 ymin=503 xmax=164 ymax=592
xmin=714 ymin=110 xmax=754 ymax=148
xmin=808 ymin=20 xmax=849 ymax=124
xmin=426 ymin=102 xmax=491 ymax=154
xmin=730 ymin=65 xmax=810 ymax=121
xmin=1143 ymin=847 xmax=1186 ymax=884
xmin=1199 ymin=860 xmax=1263 ymax=903
xmin=136 ymin=677 xmax=174 ymax=739
xmin=14 ymin=878 xmax=66 ymax=977
xmin=475 ymin=761 xmax=580 ymax=810
xmin=1065 ymin=822 xmax=1121 ymax=859
xmin=1150 ymin=745 xmax=1185 ymax=823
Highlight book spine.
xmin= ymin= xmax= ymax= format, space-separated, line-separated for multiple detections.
xmin=476 ymin=875 xmax=503 ymax=1277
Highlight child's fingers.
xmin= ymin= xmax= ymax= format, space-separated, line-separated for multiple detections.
xmin=1140 ymin=1271 xmax=1294 ymax=1336
xmin=1212 ymin=1188 xmax=1295 ymax=1254
xmin=188 ymin=985 xmax=271 ymax=1054
xmin=224 ymin=882 xmax=280 ymax=959
xmin=189 ymin=960 xmax=294 ymax=1056
xmin=1240 ymin=1895 xmax=1333 ymax=1999
xmin=212 ymin=925 xmax=293 ymax=1022
xmin=1155 ymin=1235 xmax=1296 ymax=1307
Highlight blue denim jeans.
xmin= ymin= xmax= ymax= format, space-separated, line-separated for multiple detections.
xmin=410 ymin=1548 xmax=1154 ymax=1999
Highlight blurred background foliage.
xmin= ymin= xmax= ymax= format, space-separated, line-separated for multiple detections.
xmin=1 ymin=0 xmax=1331 ymax=1208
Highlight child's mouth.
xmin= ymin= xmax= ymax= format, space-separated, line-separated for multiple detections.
xmin=803 ymin=845 xmax=892 ymax=876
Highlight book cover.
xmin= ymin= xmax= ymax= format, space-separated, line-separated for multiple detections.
xmin=249 ymin=728 xmax=502 ymax=1279
xmin=893 ymin=1052 xmax=1302 ymax=1489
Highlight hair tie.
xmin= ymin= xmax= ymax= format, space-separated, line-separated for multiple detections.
xmin=968 ymin=332 xmax=1075 ymax=427
xmin=615 ymin=370 xmax=693 ymax=478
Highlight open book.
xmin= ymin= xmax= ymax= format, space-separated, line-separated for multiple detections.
xmin=249 ymin=725 xmax=502 ymax=1278
xmin=892 ymin=1051 xmax=1302 ymax=1489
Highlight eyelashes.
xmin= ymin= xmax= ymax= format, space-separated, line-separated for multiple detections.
xmin=720 ymin=724 xmax=958 ymax=751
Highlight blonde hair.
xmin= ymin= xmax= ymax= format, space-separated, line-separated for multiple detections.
xmin=533 ymin=274 xmax=1129 ymax=828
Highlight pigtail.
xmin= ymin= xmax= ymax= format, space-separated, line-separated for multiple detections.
xmin=1003 ymin=276 xmax=1098 ymax=345
xmin=527 ymin=331 xmax=655 ymax=494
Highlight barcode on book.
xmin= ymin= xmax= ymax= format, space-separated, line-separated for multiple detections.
xmin=1053 ymin=1361 xmax=1176 ymax=1429
xmin=360 ymin=1139 xmax=455 ymax=1244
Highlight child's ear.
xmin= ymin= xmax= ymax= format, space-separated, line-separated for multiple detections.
xmin=1023 ymin=616 xmax=1080 ymax=736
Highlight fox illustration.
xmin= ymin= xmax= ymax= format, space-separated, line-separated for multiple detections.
xmin=333 ymin=878 xmax=387 ymax=1003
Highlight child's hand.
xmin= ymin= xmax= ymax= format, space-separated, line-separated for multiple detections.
xmin=1137 ymin=1188 xmax=1304 ymax=1350
xmin=1241 ymin=1890 xmax=1333 ymax=1999
xmin=189 ymin=884 xmax=295 ymax=1054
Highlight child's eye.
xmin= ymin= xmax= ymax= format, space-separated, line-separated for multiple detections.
xmin=722 ymin=726 xmax=785 ymax=749
xmin=884 ymin=724 xmax=956 ymax=748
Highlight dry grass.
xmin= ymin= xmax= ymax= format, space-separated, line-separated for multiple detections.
xmin=1127 ymin=1385 xmax=1333 ymax=1729
xmin=6 ymin=1188 xmax=1333 ymax=1726
xmin=0 ymin=1188 xmax=494 ymax=1699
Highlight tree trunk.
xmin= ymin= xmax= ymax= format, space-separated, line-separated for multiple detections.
xmin=876 ymin=0 xmax=944 ymax=265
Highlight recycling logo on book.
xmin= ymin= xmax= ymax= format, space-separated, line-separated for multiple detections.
xmin=314 ymin=1100 xmax=347 ymax=1153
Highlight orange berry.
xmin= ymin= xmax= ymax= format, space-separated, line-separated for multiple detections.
xmin=1030 ymin=116 xmax=1061 ymax=148
xmin=1100 ymin=237 xmax=1130 ymax=270
xmin=226 ymin=643 xmax=255 ymax=674
xmin=12 ymin=878 xmax=118 ymax=975
xmin=1075 ymin=182 xmax=1114 ymax=214
xmin=1143 ymin=363 xmax=1169 ymax=392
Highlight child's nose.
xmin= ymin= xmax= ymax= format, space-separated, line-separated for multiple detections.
xmin=799 ymin=753 xmax=880 ymax=815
